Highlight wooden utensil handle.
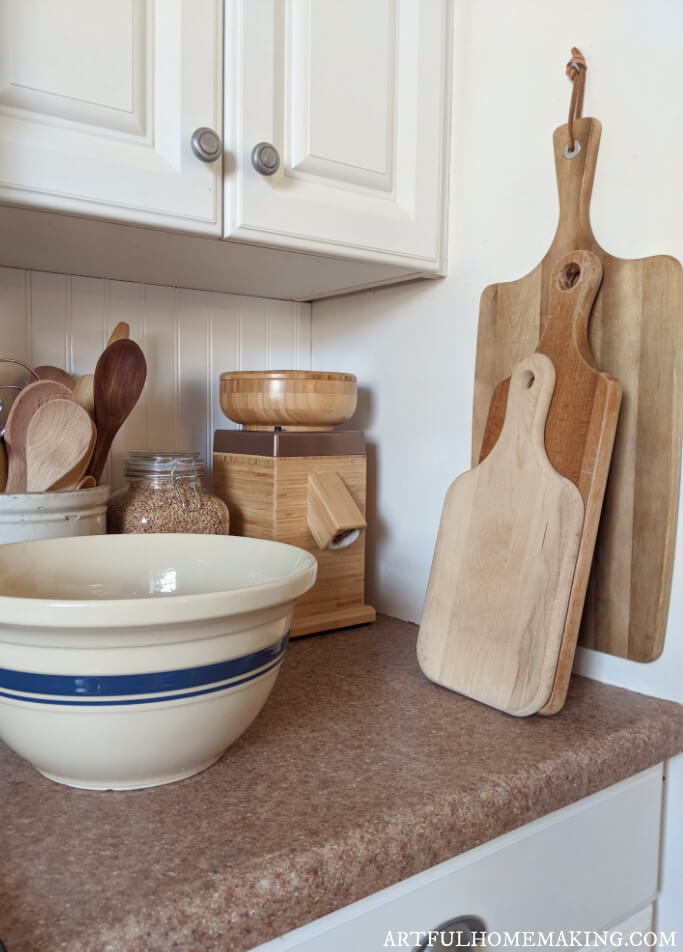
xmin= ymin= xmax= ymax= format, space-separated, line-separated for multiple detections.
xmin=86 ymin=433 xmax=114 ymax=484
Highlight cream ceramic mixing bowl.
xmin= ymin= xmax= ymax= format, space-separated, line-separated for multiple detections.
xmin=0 ymin=533 xmax=316 ymax=790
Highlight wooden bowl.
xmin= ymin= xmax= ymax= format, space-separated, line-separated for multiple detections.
xmin=219 ymin=371 xmax=357 ymax=431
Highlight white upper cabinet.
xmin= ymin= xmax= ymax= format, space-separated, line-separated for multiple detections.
xmin=225 ymin=0 xmax=451 ymax=270
xmin=0 ymin=0 xmax=451 ymax=299
xmin=0 ymin=0 xmax=223 ymax=233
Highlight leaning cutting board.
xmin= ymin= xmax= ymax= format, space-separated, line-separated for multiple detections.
xmin=480 ymin=249 xmax=622 ymax=715
xmin=473 ymin=117 xmax=682 ymax=665
xmin=418 ymin=353 xmax=584 ymax=717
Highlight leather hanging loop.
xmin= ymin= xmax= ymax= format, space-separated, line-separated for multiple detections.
xmin=565 ymin=47 xmax=587 ymax=153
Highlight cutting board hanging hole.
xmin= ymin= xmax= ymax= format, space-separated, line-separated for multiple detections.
xmin=559 ymin=262 xmax=581 ymax=289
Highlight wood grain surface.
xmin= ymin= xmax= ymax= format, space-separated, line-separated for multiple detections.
xmin=34 ymin=365 xmax=75 ymax=389
xmin=106 ymin=321 xmax=130 ymax=346
xmin=480 ymin=250 xmax=622 ymax=715
xmin=73 ymin=374 xmax=95 ymax=419
xmin=307 ymin=471 xmax=366 ymax=550
xmin=25 ymin=399 xmax=95 ymax=492
xmin=88 ymin=339 xmax=147 ymax=483
xmin=219 ymin=370 xmax=357 ymax=431
xmin=418 ymin=354 xmax=584 ymax=717
xmin=213 ymin=451 xmax=375 ymax=637
xmin=4 ymin=379 xmax=75 ymax=493
xmin=0 ymin=440 xmax=7 ymax=492
xmin=473 ymin=117 xmax=682 ymax=664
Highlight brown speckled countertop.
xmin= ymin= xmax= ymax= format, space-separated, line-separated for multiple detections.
xmin=1 ymin=615 xmax=683 ymax=952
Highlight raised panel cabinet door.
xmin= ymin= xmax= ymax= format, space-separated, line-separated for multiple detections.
xmin=224 ymin=0 xmax=451 ymax=270
xmin=0 ymin=0 xmax=223 ymax=233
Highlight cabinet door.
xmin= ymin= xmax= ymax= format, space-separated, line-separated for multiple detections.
xmin=225 ymin=0 xmax=451 ymax=271
xmin=0 ymin=0 xmax=222 ymax=233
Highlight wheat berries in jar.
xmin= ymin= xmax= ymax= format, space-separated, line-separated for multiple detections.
xmin=108 ymin=451 xmax=229 ymax=535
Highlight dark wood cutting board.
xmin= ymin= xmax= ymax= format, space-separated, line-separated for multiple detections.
xmin=473 ymin=117 xmax=682 ymax=667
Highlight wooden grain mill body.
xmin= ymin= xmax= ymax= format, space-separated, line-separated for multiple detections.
xmin=213 ymin=429 xmax=375 ymax=637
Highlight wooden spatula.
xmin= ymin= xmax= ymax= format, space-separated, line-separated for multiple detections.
xmin=87 ymin=339 xmax=147 ymax=483
xmin=4 ymin=380 xmax=75 ymax=493
xmin=473 ymin=118 xmax=681 ymax=665
xmin=25 ymin=399 xmax=95 ymax=493
xmin=418 ymin=353 xmax=584 ymax=717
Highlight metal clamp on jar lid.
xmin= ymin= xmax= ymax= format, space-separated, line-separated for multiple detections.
xmin=123 ymin=450 xmax=204 ymax=512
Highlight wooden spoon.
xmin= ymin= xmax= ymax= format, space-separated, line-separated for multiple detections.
xmin=4 ymin=380 xmax=75 ymax=493
xmin=106 ymin=322 xmax=130 ymax=346
xmin=87 ymin=339 xmax=147 ymax=483
xmin=73 ymin=374 xmax=95 ymax=419
xmin=26 ymin=399 xmax=96 ymax=493
xmin=72 ymin=325 xmax=129 ymax=419
xmin=76 ymin=475 xmax=97 ymax=490
xmin=34 ymin=365 xmax=76 ymax=389
xmin=48 ymin=413 xmax=97 ymax=491
xmin=0 ymin=440 xmax=7 ymax=492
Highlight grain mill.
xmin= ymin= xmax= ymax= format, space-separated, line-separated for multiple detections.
xmin=212 ymin=370 xmax=375 ymax=637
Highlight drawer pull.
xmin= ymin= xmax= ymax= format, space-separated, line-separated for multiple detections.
xmin=414 ymin=915 xmax=487 ymax=951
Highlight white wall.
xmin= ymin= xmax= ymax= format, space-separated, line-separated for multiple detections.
xmin=312 ymin=0 xmax=683 ymax=699
xmin=311 ymin=0 xmax=683 ymax=934
xmin=0 ymin=267 xmax=311 ymax=491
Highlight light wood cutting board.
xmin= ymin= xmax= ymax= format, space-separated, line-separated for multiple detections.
xmin=472 ymin=117 xmax=682 ymax=665
xmin=480 ymin=249 xmax=622 ymax=715
xmin=418 ymin=353 xmax=584 ymax=717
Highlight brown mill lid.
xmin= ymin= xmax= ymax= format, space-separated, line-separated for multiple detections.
xmin=213 ymin=429 xmax=365 ymax=458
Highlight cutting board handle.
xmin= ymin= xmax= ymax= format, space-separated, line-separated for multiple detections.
xmin=487 ymin=353 xmax=557 ymax=469
xmin=538 ymin=249 xmax=604 ymax=368
xmin=549 ymin=117 xmax=602 ymax=258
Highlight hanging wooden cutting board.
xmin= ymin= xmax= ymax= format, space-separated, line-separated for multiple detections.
xmin=480 ymin=249 xmax=622 ymax=715
xmin=418 ymin=353 xmax=584 ymax=717
xmin=472 ymin=117 xmax=682 ymax=665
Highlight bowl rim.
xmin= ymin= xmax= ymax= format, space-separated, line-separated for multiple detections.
xmin=219 ymin=370 xmax=356 ymax=383
xmin=0 ymin=534 xmax=318 ymax=628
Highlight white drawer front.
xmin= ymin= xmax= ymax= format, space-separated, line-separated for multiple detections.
xmin=251 ymin=766 xmax=662 ymax=952
xmin=580 ymin=905 xmax=653 ymax=951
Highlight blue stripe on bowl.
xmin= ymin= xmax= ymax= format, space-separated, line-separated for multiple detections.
xmin=0 ymin=656 xmax=284 ymax=707
xmin=0 ymin=635 xmax=288 ymax=705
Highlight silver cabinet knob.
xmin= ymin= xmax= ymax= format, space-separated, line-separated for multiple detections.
xmin=191 ymin=127 xmax=222 ymax=163
xmin=251 ymin=141 xmax=280 ymax=176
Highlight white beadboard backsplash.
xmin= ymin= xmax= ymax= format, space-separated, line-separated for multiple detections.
xmin=0 ymin=267 xmax=311 ymax=490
